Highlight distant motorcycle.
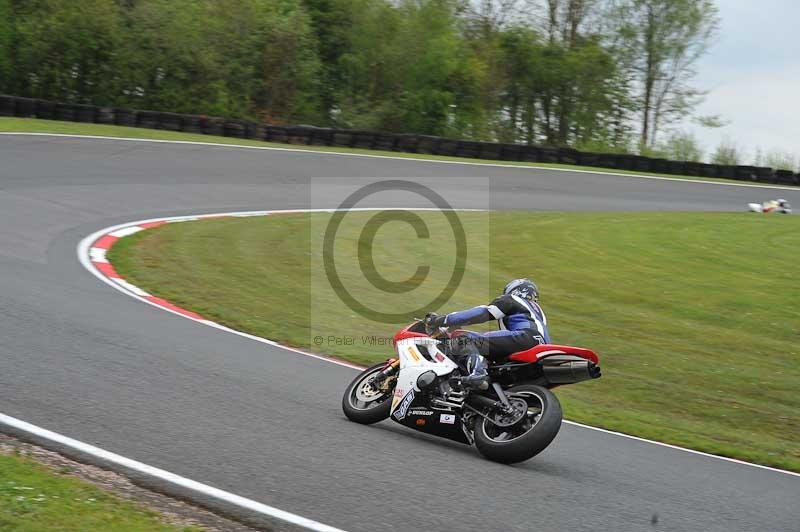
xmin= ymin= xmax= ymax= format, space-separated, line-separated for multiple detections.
xmin=748 ymin=199 xmax=792 ymax=214
xmin=342 ymin=320 xmax=601 ymax=463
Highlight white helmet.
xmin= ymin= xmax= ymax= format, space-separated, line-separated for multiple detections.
xmin=503 ymin=278 xmax=539 ymax=302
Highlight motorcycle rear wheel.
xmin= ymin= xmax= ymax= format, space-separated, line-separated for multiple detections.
xmin=473 ymin=384 xmax=562 ymax=464
xmin=342 ymin=362 xmax=394 ymax=424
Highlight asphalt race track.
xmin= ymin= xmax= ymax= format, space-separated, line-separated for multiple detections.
xmin=1 ymin=134 xmax=798 ymax=532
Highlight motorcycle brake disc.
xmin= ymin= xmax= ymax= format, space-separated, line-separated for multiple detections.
xmin=355 ymin=380 xmax=384 ymax=402
xmin=489 ymin=397 xmax=528 ymax=428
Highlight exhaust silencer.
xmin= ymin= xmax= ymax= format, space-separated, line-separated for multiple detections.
xmin=541 ymin=355 xmax=601 ymax=385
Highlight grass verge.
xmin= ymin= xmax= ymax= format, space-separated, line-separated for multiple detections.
xmin=1 ymin=117 xmax=791 ymax=188
xmin=109 ymin=211 xmax=800 ymax=472
xmin=0 ymin=452 xmax=200 ymax=531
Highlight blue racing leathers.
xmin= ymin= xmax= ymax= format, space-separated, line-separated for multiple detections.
xmin=442 ymin=294 xmax=550 ymax=362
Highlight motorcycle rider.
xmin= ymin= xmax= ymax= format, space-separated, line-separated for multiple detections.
xmin=425 ymin=278 xmax=550 ymax=390
xmin=768 ymin=199 xmax=792 ymax=214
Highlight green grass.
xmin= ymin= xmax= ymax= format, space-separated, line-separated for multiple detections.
xmin=0 ymin=452 xmax=201 ymax=531
xmin=2 ymin=117 xmax=792 ymax=188
xmin=109 ymin=211 xmax=800 ymax=472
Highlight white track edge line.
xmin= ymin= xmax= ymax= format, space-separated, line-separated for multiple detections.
xmin=74 ymin=208 xmax=800 ymax=479
xmin=0 ymin=413 xmax=348 ymax=532
xmin=3 ymin=131 xmax=800 ymax=192
xmin=562 ymin=420 xmax=799 ymax=477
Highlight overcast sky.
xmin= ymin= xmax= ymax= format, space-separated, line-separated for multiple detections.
xmin=681 ymin=0 xmax=800 ymax=164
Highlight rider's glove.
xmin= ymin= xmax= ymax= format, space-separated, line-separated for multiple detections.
xmin=424 ymin=312 xmax=446 ymax=334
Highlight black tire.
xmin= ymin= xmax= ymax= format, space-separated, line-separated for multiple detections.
xmin=473 ymin=384 xmax=562 ymax=464
xmin=342 ymin=363 xmax=393 ymax=424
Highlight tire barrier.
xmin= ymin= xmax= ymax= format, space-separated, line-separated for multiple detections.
xmin=113 ymin=108 xmax=136 ymax=127
xmin=2 ymin=93 xmax=798 ymax=186
xmin=54 ymin=103 xmax=76 ymax=122
xmin=35 ymin=100 xmax=56 ymax=120
xmin=14 ymin=97 xmax=37 ymax=118
xmin=181 ymin=114 xmax=205 ymax=134
xmin=74 ymin=104 xmax=98 ymax=123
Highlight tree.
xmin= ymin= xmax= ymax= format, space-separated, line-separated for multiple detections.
xmin=496 ymin=26 xmax=540 ymax=143
xmin=301 ymin=0 xmax=356 ymax=123
xmin=457 ymin=2 xmax=508 ymax=140
xmin=660 ymin=130 xmax=702 ymax=162
xmin=710 ymin=138 xmax=740 ymax=166
xmin=335 ymin=0 xmax=471 ymax=136
xmin=460 ymin=0 xmax=536 ymax=37
xmin=564 ymin=37 xmax=618 ymax=146
xmin=541 ymin=0 xmax=600 ymax=45
xmin=0 ymin=0 xmax=12 ymax=93
xmin=763 ymin=149 xmax=798 ymax=172
xmin=237 ymin=0 xmax=322 ymax=123
xmin=333 ymin=0 xmax=402 ymax=129
xmin=610 ymin=0 xmax=719 ymax=148
xmin=116 ymin=0 xmax=321 ymax=121
xmin=537 ymin=0 xmax=603 ymax=145
xmin=115 ymin=0 xmax=229 ymax=114
xmin=492 ymin=1 xmax=618 ymax=147
xmin=2 ymin=0 xmax=727 ymax=154
xmin=394 ymin=0 xmax=464 ymax=135
xmin=753 ymin=146 xmax=763 ymax=167
xmin=11 ymin=0 xmax=124 ymax=103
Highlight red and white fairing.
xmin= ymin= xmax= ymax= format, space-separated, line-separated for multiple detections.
xmin=390 ymin=333 xmax=458 ymax=417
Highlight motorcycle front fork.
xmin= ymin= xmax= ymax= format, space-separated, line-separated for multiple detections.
xmin=372 ymin=358 xmax=399 ymax=390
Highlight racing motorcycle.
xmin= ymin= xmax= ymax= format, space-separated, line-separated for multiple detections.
xmin=748 ymin=199 xmax=792 ymax=214
xmin=342 ymin=320 xmax=601 ymax=464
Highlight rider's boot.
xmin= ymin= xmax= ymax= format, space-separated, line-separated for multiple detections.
xmin=452 ymin=352 xmax=489 ymax=391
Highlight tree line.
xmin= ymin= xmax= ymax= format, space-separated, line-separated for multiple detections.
xmin=2 ymin=0 xmax=729 ymax=158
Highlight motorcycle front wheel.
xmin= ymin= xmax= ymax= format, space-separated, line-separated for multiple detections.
xmin=473 ymin=384 xmax=562 ymax=464
xmin=341 ymin=362 xmax=394 ymax=424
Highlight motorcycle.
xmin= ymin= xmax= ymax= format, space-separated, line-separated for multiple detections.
xmin=748 ymin=199 xmax=792 ymax=214
xmin=342 ymin=320 xmax=601 ymax=464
